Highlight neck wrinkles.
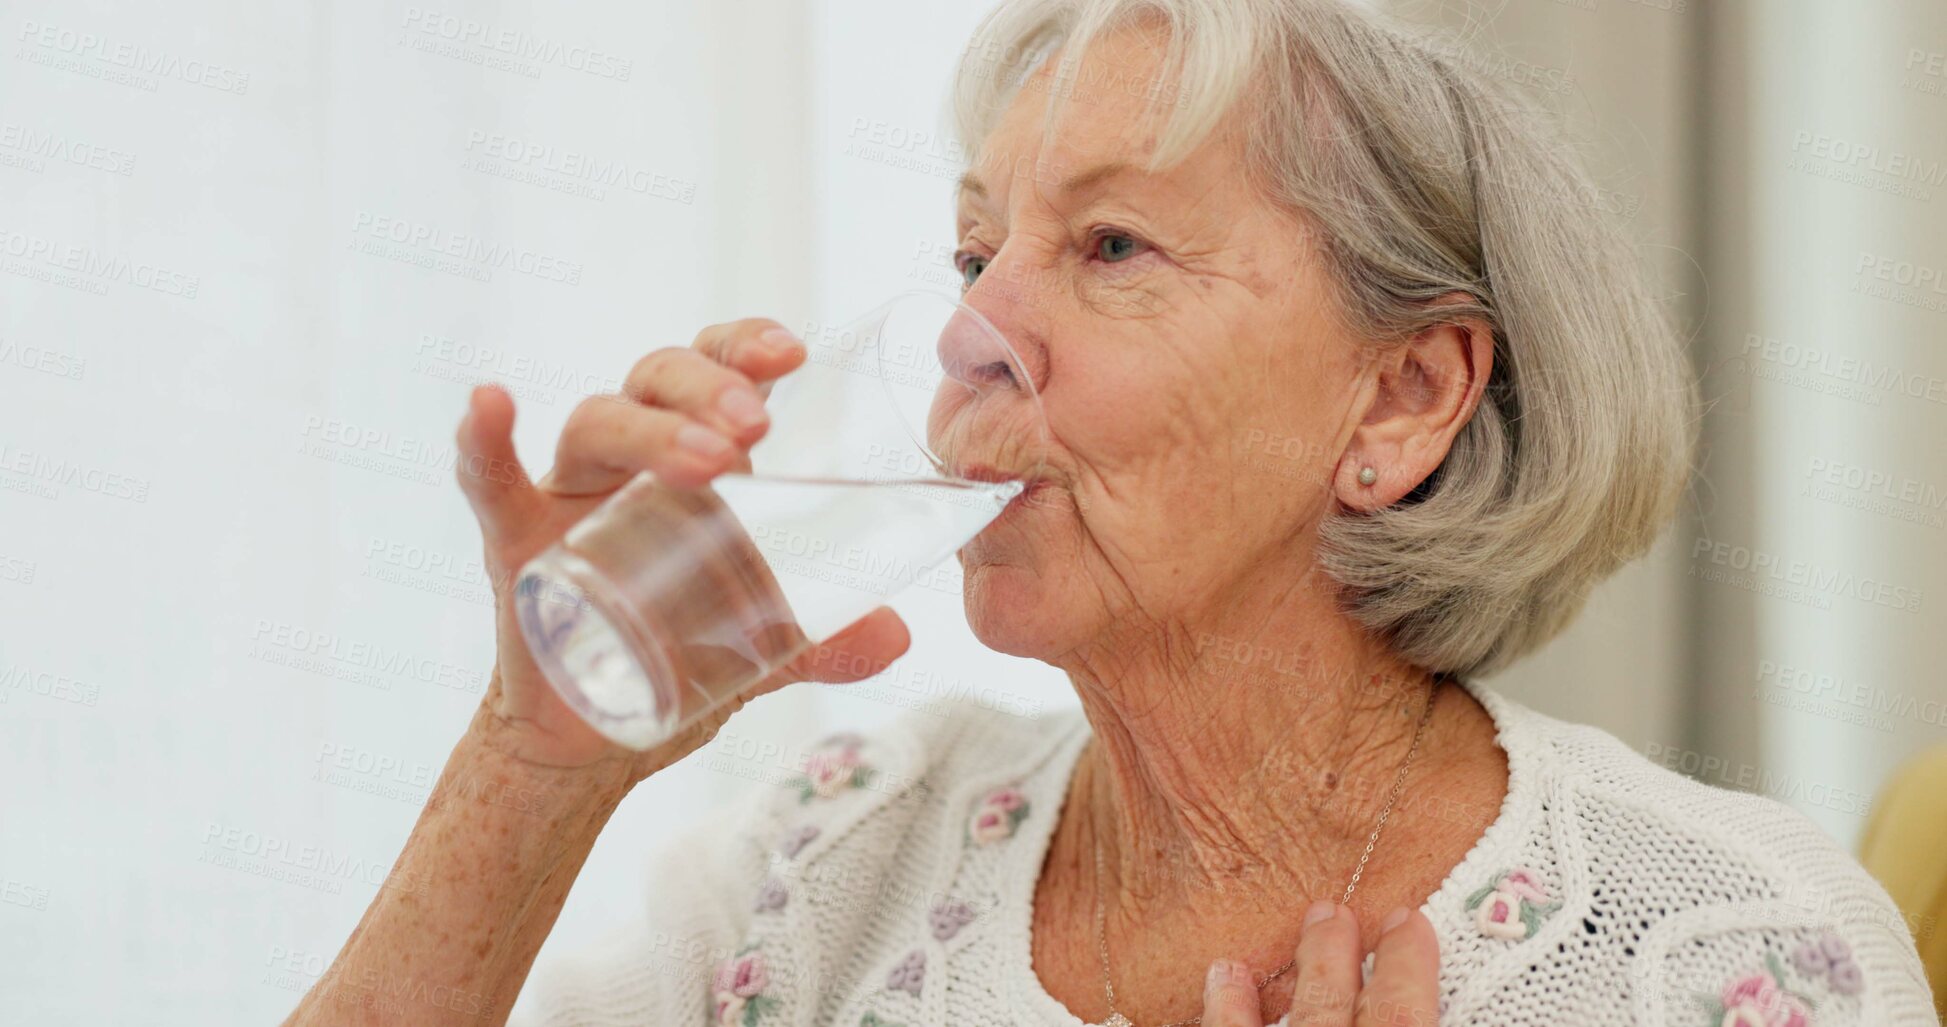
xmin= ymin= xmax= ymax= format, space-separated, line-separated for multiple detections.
xmin=1059 ymin=617 xmax=1445 ymax=914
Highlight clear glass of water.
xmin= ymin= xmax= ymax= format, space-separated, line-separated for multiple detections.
xmin=512 ymin=291 xmax=1048 ymax=750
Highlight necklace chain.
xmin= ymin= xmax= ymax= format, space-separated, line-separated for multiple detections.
xmin=1089 ymin=680 xmax=1441 ymax=1027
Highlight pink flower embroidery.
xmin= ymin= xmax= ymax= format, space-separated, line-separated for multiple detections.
xmin=710 ymin=950 xmax=779 ymax=1027
xmin=794 ymin=740 xmax=872 ymax=803
xmin=1475 ymin=888 xmax=1528 ymax=940
xmin=1464 ymin=867 xmax=1560 ymax=941
xmin=968 ymin=785 xmax=1032 ymax=845
xmin=1500 ymin=866 xmax=1550 ymax=903
xmin=714 ymin=952 xmax=769 ymax=997
xmin=969 ymin=807 xmax=1014 ymax=845
xmin=984 ymin=786 xmax=1027 ymax=812
xmin=1718 ymin=968 xmax=1810 ymax=1027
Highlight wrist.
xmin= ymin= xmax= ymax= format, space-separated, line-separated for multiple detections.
xmin=457 ymin=703 xmax=638 ymax=824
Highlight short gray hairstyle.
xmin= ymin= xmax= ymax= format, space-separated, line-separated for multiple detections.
xmin=950 ymin=0 xmax=1699 ymax=677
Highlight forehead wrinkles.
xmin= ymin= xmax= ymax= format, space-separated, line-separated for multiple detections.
xmin=962 ymin=37 xmax=1175 ymax=219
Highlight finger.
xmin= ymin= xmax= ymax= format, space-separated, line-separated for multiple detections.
xmin=1201 ymin=959 xmax=1264 ymax=1027
xmin=454 ymin=385 xmax=543 ymax=540
xmin=1354 ymin=908 xmax=1439 ymax=1027
xmin=791 ymin=607 xmax=911 ymax=684
xmin=542 ymin=394 xmax=737 ymax=495
xmin=1289 ymin=901 xmax=1362 ymax=1027
xmin=622 ymin=347 xmax=773 ymax=446
xmin=691 ymin=318 xmax=806 ymax=398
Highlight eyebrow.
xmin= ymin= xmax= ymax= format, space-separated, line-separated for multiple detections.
xmin=956 ymin=161 xmax=1137 ymax=202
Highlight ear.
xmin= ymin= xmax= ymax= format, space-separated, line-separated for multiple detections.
xmin=1336 ymin=296 xmax=1494 ymax=511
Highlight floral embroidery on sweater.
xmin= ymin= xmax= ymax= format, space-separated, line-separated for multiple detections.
xmin=1464 ymin=866 xmax=1562 ymax=940
xmin=777 ymin=824 xmax=820 ymax=858
xmin=753 ymin=877 xmax=788 ymax=914
xmin=1697 ymin=953 xmax=1817 ymax=1027
xmin=859 ymin=1014 xmax=905 ymax=1027
xmin=1791 ymin=930 xmax=1864 ymax=997
xmin=928 ymin=899 xmax=978 ymax=941
xmin=793 ymin=737 xmax=873 ymax=803
xmin=967 ymin=785 xmax=1030 ymax=845
xmin=885 ymin=949 xmax=926 ymax=997
xmin=710 ymin=949 xmax=779 ymax=1027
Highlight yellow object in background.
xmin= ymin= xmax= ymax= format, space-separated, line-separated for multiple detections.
xmin=1859 ymin=745 xmax=1947 ymax=1020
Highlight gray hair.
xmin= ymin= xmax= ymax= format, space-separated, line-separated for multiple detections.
xmin=949 ymin=0 xmax=1699 ymax=677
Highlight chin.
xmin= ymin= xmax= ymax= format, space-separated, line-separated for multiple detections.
xmin=959 ymin=560 xmax=1069 ymax=659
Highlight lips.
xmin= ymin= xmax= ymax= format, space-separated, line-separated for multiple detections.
xmin=948 ymin=462 xmax=1057 ymax=520
xmin=948 ymin=462 xmax=1032 ymax=486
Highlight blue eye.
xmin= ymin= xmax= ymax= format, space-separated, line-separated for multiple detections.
xmin=956 ymin=253 xmax=988 ymax=288
xmin=1096 ymin=234 xmax=1145 ymax=262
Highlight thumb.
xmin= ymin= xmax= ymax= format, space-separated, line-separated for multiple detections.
xmin=454 ymin=384 xmax=542 ymax=541
xmin=791 ymin=607 xmax=912 ymax=684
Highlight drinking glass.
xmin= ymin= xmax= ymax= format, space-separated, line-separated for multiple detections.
xmin=512 ymin=291 xmax=1047 ymax=749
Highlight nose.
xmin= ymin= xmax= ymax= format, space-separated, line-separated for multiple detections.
xmin=937 ymin=307 xmax=1027 ymax=394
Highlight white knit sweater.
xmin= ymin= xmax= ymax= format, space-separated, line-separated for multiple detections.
xmin=512 ymin=679 xmax=1939 ymax=1026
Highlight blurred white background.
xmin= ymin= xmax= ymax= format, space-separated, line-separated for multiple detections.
xmin=0 ymin=0 xmax=1943 ymax=1022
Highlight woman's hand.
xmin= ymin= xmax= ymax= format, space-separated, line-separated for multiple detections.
xmin=453 ymin=318 xmax=912 ymax=781
xmin=1200 ymin=903 xmax=1441 ymax=1027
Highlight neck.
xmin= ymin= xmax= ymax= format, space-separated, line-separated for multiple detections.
xmin=1055 ymin=590 xmax=1447 ymax=914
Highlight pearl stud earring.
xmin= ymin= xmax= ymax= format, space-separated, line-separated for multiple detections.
xmin=1358 ymin=466 xmax=1377 ymax=486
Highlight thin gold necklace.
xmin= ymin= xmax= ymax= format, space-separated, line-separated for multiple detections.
xmin=1086 ymin=680 xmax=1441 ymax=1027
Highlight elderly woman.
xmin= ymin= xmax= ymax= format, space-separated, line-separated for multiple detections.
xmin=287 ymin=1 xmax=1936 ymax=1025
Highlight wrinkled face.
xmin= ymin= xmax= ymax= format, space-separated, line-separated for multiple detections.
xmin=947 ymin=23 xmax=1373 ymax=662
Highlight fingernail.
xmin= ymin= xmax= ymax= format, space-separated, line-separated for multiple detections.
xmin=755 ymin=327 xmax=801 ymax=357
xmin=1303 ymin=900 xmax=1337 ymax=927
xmin=1205 ymin=960 xmax=1226 ymax=991
xmin=675 ymin=423 xmax=733 ymax=458
xmin=717 ymin=386 xmax=768 ymax=429
xmin=1205 ymin=959 xmax=1249 ymax=991
xmin=1381 ymin=906 xmax=1410 ymax=933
